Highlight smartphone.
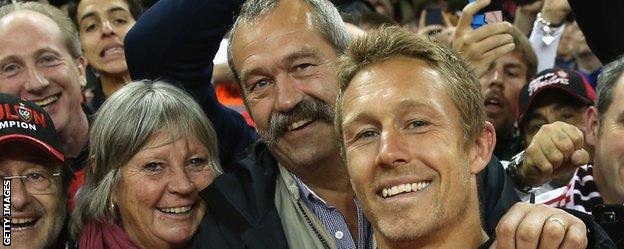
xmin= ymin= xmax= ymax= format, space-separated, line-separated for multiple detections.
xmin=425 ymin=6 xmax=445 ymax=26
xmin=469 ymin=0 xmax=503 ymax=29
xmin=593 ymin=204 xmax=624 ymax=245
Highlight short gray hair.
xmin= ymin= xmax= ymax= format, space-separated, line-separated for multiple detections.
xmin=0 ymin=2 xmax=83 ymax=59
xmin=596 ymin=55 xmax=624 ymax=133
xmin=226 ymin=0 xmax=349 ymax=84
xmin=71 ymin=80 xmax=222 ymax=238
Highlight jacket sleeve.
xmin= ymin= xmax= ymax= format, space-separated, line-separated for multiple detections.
xmin=478 ymin=155 xmax=521 ymax=235
xmin=124 ymin=0 xmax=258 ymax=169
xmin=568 ymin=0 xmax=624 ymax=64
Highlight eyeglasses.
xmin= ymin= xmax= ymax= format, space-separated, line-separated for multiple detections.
xmin=2 ymin=172 xmax=61 ymax=195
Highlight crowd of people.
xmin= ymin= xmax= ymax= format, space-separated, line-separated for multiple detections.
xmin=0 ymin=0 xmax=622 ymax=248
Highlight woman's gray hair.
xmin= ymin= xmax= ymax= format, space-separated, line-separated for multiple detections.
xmin=71 ymin=80 xmax=222 ymax=238
xmin=226 ymin=0 xmax=350 ymax=84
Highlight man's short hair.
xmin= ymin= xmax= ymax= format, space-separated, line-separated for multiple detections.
xmin=511 ymin=26 xmax=537 ymax=81
xmin=335 ymin=25 xmax=486 ymax=148
xmin=0 ymin=1 xmax=82 ymax=59
xmin=596 ymin=55 xmax=624 ymax=132
xmin=226 ymin=0 xmax=350 ymax=84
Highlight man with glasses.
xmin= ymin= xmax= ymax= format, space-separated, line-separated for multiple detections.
xmin=0 ymin=92 xmax=72 ymax=249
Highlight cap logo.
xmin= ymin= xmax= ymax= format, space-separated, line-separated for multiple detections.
xmin=18 ymin=103 xmax=32 ymax=122
xmin=527 ymin=71 xmax=570 ymax=96
xmin=0 ymin=103 xmax=47 ymax=132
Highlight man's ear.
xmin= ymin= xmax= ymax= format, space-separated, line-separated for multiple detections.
xmin=469 ymin=121 xmax=496 ymax=174
xmin=585 ymin=106 xmax=600 ymax=146
xmin=75 ymin=56 xmax=88 ymax=88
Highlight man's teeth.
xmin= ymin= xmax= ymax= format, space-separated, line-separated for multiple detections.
xmin=12 ymin=217 xmax=36 ymax=224
xmin=381 ymin=181 xmax=431 ymax=198
xmin=33 ymin=94 xmax=59 ymax=107
xmin=103 ymin=47 xmax=124 ymax=57
xmin=158 ymin=206 xmax=192 ymax=214
xmin=288 ymin=118 xmax=313 ymax=131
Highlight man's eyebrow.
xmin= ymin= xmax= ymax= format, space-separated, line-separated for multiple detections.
xmin=0 ymin=55 xmax=20 ymax=65
xmin=80 ymin=7 xmax=128 ymax=23
xmin=239 ymin=48 xmax=321 ymax=83
xmin=107 ymin=6 xmax=128 ymax=14
xmin=283 ymin=47 xmax=321 ymax=66
xmin=503 ymin=63 xmax=523 ymax=70
xmin=79 ymin=11 xmax=97 ymax=23
xmin=239 ymin=66 xmax=268 ymax=85
xmin=342 ymin=99 xmax=432 ymax=129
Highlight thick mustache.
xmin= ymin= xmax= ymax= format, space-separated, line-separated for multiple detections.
xmin=261 ymin=98 xmax=334 ymax=145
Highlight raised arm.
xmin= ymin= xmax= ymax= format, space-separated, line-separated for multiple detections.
xmin=124 ymin=0 xmax=258 ymax=169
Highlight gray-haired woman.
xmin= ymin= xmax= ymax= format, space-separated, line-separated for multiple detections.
xmin=71 ymin=80 xmax=222 ymax=249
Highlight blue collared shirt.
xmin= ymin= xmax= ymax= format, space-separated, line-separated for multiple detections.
xmin=293 ymin=175 xmax=373 ymax=249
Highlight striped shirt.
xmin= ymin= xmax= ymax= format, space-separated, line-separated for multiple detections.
xmin=537 ymin=164 xmax=604 ymax=214
xmin=293 ymin=175 xmax=373 ymax=249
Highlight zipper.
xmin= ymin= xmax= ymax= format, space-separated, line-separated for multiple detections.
xmin=296 ymin=199 xmax=330 ymax=249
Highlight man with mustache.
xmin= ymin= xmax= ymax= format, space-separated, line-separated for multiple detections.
xmin=126 ymin=0 xmax=593 ymax=247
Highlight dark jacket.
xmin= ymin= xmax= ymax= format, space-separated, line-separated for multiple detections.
xmin=569 ymin=0 xmax=624 ymax=64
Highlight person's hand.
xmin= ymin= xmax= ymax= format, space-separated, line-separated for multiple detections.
xmin=519 ymin=122 xmax=590 ymax=187
xmin=541 ymin=0 xmax=571 ymax=25
xmin=452 ymin=0 xmax=515 ymax=78
xmin=492 ymin=202 xmax=588 ymax=248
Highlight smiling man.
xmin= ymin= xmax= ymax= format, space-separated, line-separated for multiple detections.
xmin=0 ymin=2 xmax=90 ymax=208
xmin=335 ymin=26 xmax=593 ymax=248
xmin=336 ymin=26 xmax=494 ymax=248
xmin=0 ymin=93 xmax=72 ymax=249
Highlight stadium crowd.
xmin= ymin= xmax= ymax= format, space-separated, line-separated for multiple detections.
xmin=0 ymin=0 xmax=622 ymax=248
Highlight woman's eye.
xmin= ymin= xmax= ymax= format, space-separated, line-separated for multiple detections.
xmin=190 ymin=157 xmax=207 ymax=165
xmin=143 ymin=162 xmax=163 ymax=172
xmin=188 ymin=157 xmax=210 ymax=170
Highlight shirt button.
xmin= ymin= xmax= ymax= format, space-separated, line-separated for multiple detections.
xmin=334 ymin=231 xmax=344 ymax=239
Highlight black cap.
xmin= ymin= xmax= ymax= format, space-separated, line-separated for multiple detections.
xmin=518 ymin=68 xmax=596 ymax=127
xmin=0 ymin=93 xmax=64 ymax=162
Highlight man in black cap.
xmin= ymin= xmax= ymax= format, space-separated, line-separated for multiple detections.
xmin=0 ymin=92 xmax=72 ymax=249
xmin=505 ymin=68 xmax=595 ymax=199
